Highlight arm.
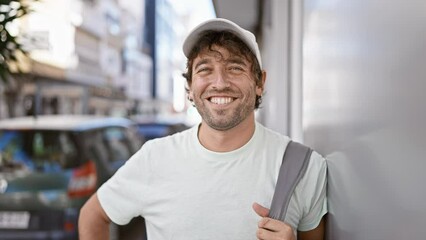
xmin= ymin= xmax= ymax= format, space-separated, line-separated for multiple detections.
xmin=298 ymin=216 xmax=326 ymax=240
xmin=79 ymin=193 xmax=111 ymax=240
xmin=297 ymin=152 xmax=328 ymax=240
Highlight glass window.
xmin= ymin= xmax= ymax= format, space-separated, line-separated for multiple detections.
xmin=102 ymin=127 xmax=131 ymax=163
xmin=28 ymin=131 xmax=79 ymax=171
xmin=0 ymin=131 xmax=26 ymax=171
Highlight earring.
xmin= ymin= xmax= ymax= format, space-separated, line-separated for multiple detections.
xmin=187 ymin=96 xmax=195 ymax=107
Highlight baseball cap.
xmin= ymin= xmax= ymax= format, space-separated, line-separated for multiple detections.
xmin=182 ymin=18 xmax=262 ymax=69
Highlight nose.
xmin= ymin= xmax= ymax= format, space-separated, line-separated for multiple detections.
xmin=212 ymin=70 xmax=230 ymax=89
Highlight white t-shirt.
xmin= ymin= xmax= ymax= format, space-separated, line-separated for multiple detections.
xmin=98 ymin=122 xmax=327 ymax=239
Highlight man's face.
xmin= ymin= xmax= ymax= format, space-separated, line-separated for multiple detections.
xmin=188 ymin=45 xmax=263 ymax=131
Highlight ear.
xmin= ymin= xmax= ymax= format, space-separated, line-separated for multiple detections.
xmin=185 ymin=82 xmax=194 ymax=100
xmin=256 ymin=70 xmax=267 ymax=96
xmin=188 ymin=89 xmax=194 ymax=101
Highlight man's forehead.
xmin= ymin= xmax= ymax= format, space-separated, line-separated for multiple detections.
xmin=194 ymin=46 xmax=250 ymax=64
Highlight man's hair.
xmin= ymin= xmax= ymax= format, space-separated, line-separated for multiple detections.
xmin=182 ymin=31 xmax=263 ymax=109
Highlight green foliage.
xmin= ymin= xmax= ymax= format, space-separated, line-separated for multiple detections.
xmin=0 ymin=0 xmax=34 ymax=83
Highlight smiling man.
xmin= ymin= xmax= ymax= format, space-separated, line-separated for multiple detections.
xmin=79 ymin=18 xmax=327 ymax=240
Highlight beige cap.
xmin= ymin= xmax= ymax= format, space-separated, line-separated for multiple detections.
xmin=182 ymin=18 xmax=262 ymax=69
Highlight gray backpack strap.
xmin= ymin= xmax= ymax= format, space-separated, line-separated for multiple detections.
xmin=268 ymin=141 xmax=313 ymax=221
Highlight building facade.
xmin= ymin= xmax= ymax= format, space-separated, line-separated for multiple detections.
xmin=0 ymin=0 xmax=152 ymax=118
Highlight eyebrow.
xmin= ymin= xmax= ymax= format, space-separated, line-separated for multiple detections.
xmin=194 ymin=58 xmax=212 ymax=70
xmin=193 ymin=56 xmax=248 ymax=70
xmin=226 ymin=58 xmax=248 ymax=66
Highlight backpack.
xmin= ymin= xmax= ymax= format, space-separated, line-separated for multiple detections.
xmin=268 ymin=141 xmax=313 ymax=221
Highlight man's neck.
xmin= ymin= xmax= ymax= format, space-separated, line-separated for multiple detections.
xmin=198 ymin=115 xmax=256 ymax=152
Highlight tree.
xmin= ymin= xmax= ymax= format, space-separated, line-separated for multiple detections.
xmin=0 ymin=0 xmax=34 ymax=83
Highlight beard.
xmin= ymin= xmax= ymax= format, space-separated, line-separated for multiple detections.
xmin=193 ymin=88 xmax=257 ymax=131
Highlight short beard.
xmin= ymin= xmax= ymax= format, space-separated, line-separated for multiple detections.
xmin=196 ymin=98 xmax=255 ymax=131
xmin=203 ymin=110 xmax=242 ymax=131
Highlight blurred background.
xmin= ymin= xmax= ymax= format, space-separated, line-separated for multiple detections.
xmin=1 ymin=0 xmax=426 ymax=239
xmin=0 ymin=0 xmax=216 ymax=124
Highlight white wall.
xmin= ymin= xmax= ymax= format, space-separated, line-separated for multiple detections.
xmin=303 ymin=0 xmax=426 ymax=239
xmin=258 ymin=0 xmax=290 ymax=135
xmin=258 ymin=0 xmax=303 ymax=141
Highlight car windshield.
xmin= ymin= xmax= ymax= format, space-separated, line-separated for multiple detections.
xmin=0 ymin=130 xmax=79 ymax=172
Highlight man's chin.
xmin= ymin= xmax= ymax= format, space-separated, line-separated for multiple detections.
xmin=204 ymin=118 xmax=241 ymax=131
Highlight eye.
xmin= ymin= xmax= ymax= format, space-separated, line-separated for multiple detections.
xmin=196 ymin=67 xmax=212 ymax=74
xmin=228 ymin=65 xmax=244 ymax=72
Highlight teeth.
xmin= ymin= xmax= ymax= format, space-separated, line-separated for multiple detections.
xmin=210 ymin=97 xmax=233 ymax=105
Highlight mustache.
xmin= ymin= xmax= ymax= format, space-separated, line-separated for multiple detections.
xmin=202 ymin=88 xmax=239 ymax=96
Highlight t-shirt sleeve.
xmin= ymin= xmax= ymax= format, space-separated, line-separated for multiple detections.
xmin=97 ymin=143 xmax=150 ymax=225
xmin=296 ymin=151 xmax=328 ymax=231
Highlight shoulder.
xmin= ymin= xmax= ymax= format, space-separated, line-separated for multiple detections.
xmin=109 ymin=126 xmax=198 ymax=182
xmin=295 ymin=150 xmax=327 ymax=191
xmin=307 ymin=151 xmax=327 ymax=178
xmin=294 ymin=149 xmax=327 ymax=210
xmin=255 ymin=122 xmax=291 ymax=145
xmin=133 ymin=126 xmax=198 ymax=169
xmin=142 ymin=125 xmax=197 ymax=150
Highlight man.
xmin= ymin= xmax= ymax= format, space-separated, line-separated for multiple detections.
xmin=79 ymin=18 xmax=327 ymax=240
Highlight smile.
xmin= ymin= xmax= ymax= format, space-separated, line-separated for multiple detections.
xmin=209 ymin=97 xmax=235 ymax=105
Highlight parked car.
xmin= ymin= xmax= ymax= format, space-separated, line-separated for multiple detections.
xmin=131 ymin=115 xmax=190 ymax=141
xmin=0 ymin=115 xmax=144 ymax=240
